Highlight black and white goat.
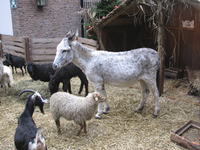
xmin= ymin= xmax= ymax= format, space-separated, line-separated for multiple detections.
xmin=5 ymin=53 xmax=26 ymax=76
xmin=26 ymin=62 xmax=55 ymax=82
xmin=49 ymin=62 xmax=89 ymax=96
xmin=14 ymin=89 xmax=48 ymax=150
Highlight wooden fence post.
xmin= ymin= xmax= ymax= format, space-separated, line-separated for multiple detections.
xmin=0 ymin=34 xmax=3 ymax=58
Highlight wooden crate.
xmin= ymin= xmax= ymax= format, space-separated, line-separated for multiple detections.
xmin=165 ymin=67 xmax=184 ymax=79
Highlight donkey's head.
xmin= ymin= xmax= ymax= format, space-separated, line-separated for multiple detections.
xmin=53 ymin=30 xmax=78 ymax=70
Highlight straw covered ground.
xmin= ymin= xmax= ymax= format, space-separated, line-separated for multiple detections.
xmin=0 ymin=69 xmax=200 ymax=150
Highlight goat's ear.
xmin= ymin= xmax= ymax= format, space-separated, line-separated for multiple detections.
xmin=65 ymin=30 xmax=72 ymax=37
xmin=68 ymin=29 xmax=78 ymax=42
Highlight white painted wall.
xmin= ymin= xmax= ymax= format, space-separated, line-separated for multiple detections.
xmin=0 ymin=0 xmax=13 ymax=35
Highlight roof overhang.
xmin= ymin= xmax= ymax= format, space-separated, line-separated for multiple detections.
xmin=87 ymin=0 xmax=200 ymax=36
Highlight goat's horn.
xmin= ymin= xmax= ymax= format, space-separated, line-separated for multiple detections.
xmin=19 ymin=89 xmax=36 ymax=96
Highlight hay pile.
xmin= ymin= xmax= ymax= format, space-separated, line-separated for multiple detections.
xmin=0 ymin=69 xmax=200 ymax=150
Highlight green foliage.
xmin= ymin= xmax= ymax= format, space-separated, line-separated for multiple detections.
xmin=82 ymin=21 xmax=98 ymax=40
xmin=94 ymin=0 xmax=122 ymax=19
xmin=83 ymin=0 xmax=122 ymax=40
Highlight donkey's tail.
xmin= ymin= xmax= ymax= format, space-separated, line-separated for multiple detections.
xmin=156 ymin=66 xmax=160 ymax=96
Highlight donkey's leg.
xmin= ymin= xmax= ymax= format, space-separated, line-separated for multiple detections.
xmin=145 ymin=79 xmax=160 ymax=116
xmin=101 ymin=84 xmax=109 ymax=114
xmin=135 ymin=80 xmax=149 ymax=113
xmin=93 ymin=83 xmax=109 ymax=119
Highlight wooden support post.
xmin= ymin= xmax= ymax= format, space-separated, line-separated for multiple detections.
xmin=85 ymin=10 xmax=105 ymax=50
xmin=157 ymin=2 xmax=165 ymax=96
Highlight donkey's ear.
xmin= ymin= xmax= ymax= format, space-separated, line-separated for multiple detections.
xmin=68 ymin=29 xmax=78 ymax=42
xmin=65 ymin=31 xmax=72 ymax=37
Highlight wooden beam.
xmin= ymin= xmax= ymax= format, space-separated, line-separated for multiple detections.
xmin=167 ymin=95 xmax=200 ymax=106
xmin=1 ymin=34 xmax=24 ymax=42
xmin=192 ymin=9 xmax=199 ymax=69
xmin=177 ymin=4 xmax=182 ymax=68
xmin=98 ymin=4 xmax=134 ymax=30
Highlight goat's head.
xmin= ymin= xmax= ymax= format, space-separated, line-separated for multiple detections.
xmin=26 ymin=62 xmax=35 ymax=76
xmin=3 ymin=59 xmax=12 ymax=67
xmin=48 ymin=76 xmax=59 ymax=95
xmin=52 ymin=30 xmax=78 ymax=70
xmin=19 ymin=89 xmax=48 ymax=114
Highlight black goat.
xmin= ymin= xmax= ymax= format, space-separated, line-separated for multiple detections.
xmin=14 ymin=89 xmax=48 ymax=150
xmin=5 ymin=53 xmax=26 ymax=76
xmin=49 ymin=62 xmax=89 ymax=96
xmin=26 ymin=62 xmax=55 ymax=82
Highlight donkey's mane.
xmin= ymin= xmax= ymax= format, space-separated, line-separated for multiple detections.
xmin=74 ymin=40 xmax=141 ymax=56
xmin=74 ymin=41 xmax=96 ymax=53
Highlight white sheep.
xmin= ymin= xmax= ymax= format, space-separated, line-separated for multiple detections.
xmin=0 ymin=65 xmax=13 ymax=93
xmin=50 ymin=92 xmax=106 ymax=136
xmin=0 ymin=60 xmax=4 ymax=80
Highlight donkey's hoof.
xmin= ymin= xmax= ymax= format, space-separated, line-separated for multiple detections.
xmin=134 ymin=110 xmax=142 ymax=113
xmin=153 ymin=112 xmax=159 ymax=117
xmin=153 ymin=109 xmax=160 ymax=117
xmin=106 ymin=107 xmax=110 ymax=111
xmin=153 ymin=114 xmax=158 ymax=118
xmin=95 ymin=116 xmax=101 ymax=119
xmin=134 ymin=108 xmax=143 ymax=113
xmin=95 ymin=114 xmax=101 ymax=119
xmin=103 ymin=111 xmax=108 ymax=114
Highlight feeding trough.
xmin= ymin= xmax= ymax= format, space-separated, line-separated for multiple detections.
xmin=171 ymin=120 xmax=200 ymax=150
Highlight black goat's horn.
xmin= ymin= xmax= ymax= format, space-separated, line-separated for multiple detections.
xmin=19 ymin=89 xmax=36 ymax=96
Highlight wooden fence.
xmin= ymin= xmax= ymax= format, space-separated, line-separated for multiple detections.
xmin=0 ymin=34 xmax=29 ymax=61
xmin=0 ymin=34 xmax=97 ymax=64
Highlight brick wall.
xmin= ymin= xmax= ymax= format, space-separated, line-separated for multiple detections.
xmin=11 ymin=0 xmax=121 ymax=38
xmin=11 ymin=0 xmax=83 ymax=38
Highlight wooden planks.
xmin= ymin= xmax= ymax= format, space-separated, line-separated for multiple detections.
xmin=29 ymin=37 xmax=97 ymax=63
xmin=29 ymin=37 xmax=61 ymax=63
xmin=0 ymin=34 xmax=27 ymax=61
xmin=0 ymin=34 xmax=97 ymax=64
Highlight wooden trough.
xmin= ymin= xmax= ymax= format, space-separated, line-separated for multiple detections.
xmin=171 ymin=120 xmax=200 ymax=150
